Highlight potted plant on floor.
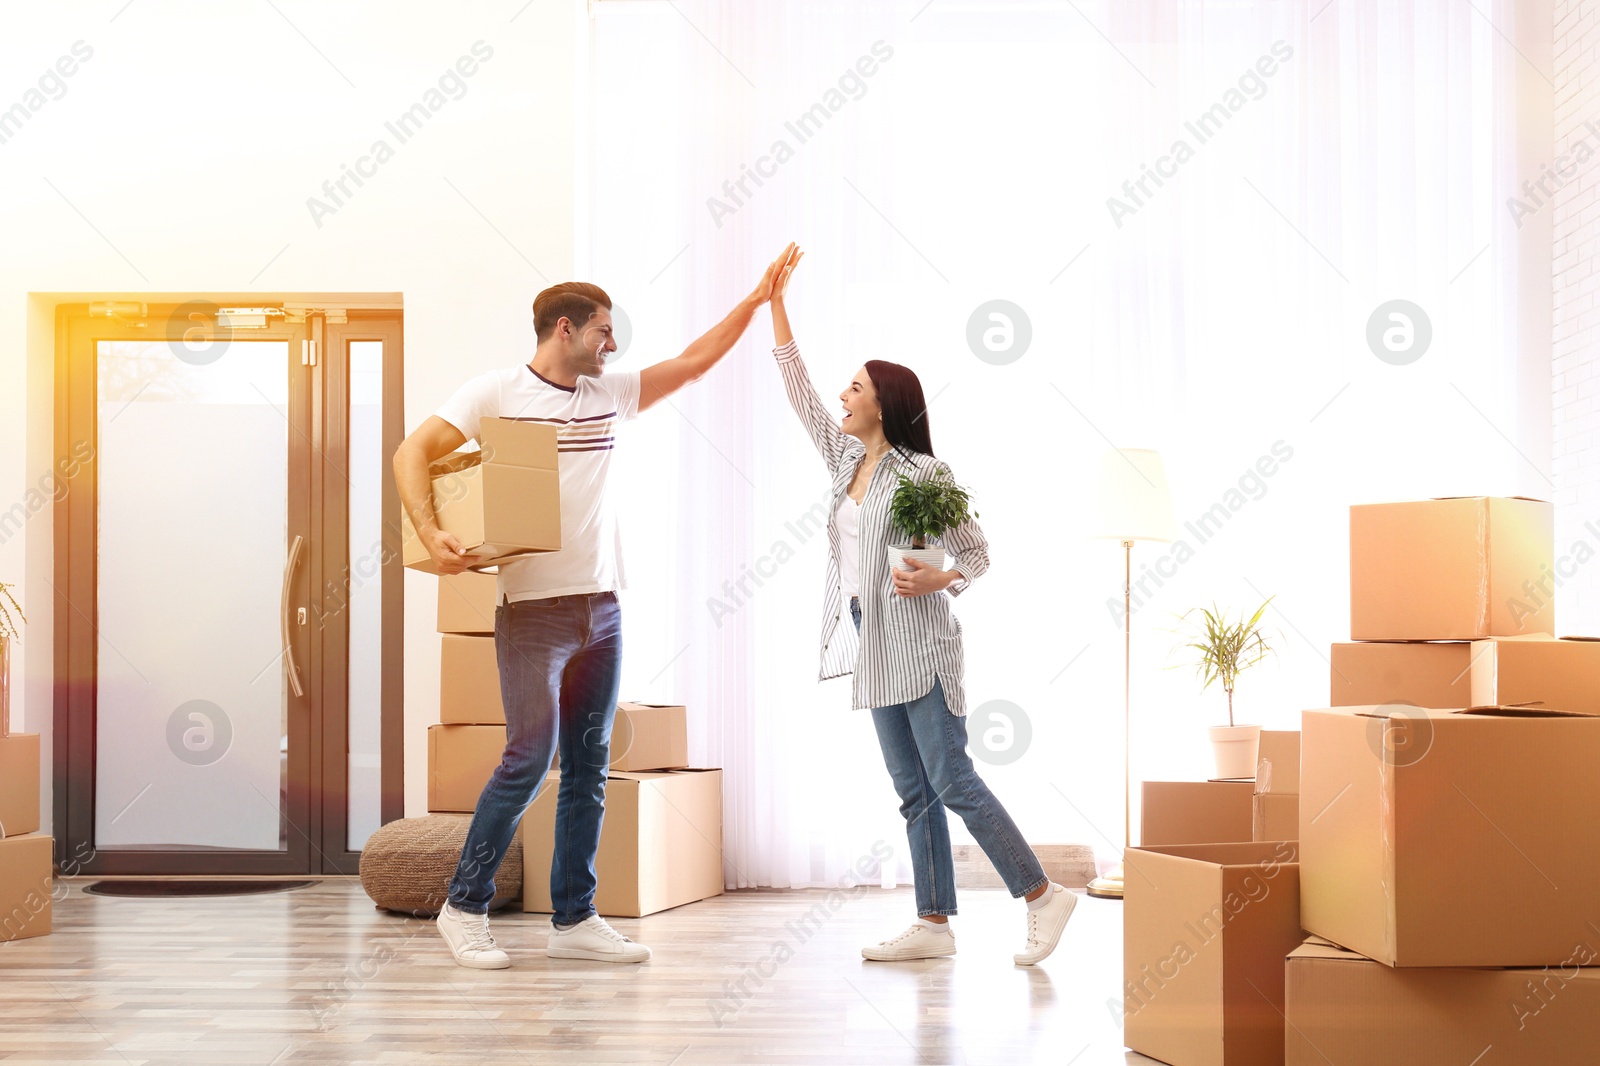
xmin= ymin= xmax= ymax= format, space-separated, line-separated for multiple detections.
xmin=0 ymin=581 xmax=23 ymax=736
xmin=1168 ymin=597 xmax=1276 ymax=779
xmin=886 ymin=469 xmax=977 ymax=573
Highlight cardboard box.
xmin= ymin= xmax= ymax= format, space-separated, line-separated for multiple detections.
xmin=1141 ymin=781 xmax=1254 ymax=846
xmin=1349 ymin=496 xmax=1553 ymax=640
xmin=1300 ymin=704 xmax=1600 ymax=967
xmin=1284 ymin=936 xmax=1600 ymax=1064
xmin=0 ymin=833 xmax=54 ymax=942
xmin=612 ymin=702 xmax=689 ymax=772
xmin=0 ymin=733 xmax=39 ymax=837
xmin=439 ymin=634 xmax=503 ymax=725
xmin=1328 ymin=641 xmax=1473 ymax=708
xmin=522 ymin=768 xmax=723 ymax=917
xmin=1122 ymin=841 xmax=1303 ymax=1066
xmin=1252 ymin=794 xmax=1297 ymax=843
xmin=1254 ymin=731 xmax=1299 ymax=794
xmin=437 ymin=571 xmax=499 ymax=634
xmin=427 ymin=724 xmax=508 ymax=813
xmin=401 ymin=418 xmax=561 ymax=574
xmin=1470 ymin=635 xmax=1600 ymax=715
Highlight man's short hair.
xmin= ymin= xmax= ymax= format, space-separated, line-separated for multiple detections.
xmin=533 ymin=282 xmax=612 ymax=342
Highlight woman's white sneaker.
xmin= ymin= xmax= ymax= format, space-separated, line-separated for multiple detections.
xmin=437 ymin=903 xmax=511 ymax=969
xmin=862 ymin=921 xmax=957 ymax=961
xmin=546 ymin=916 xmax=652 ymax=963
xmin=1014 ymin=884 xmax=1076 ymax=966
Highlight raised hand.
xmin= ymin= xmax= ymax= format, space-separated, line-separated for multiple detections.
xmin=749 ymin=242 xmax=798 ymax=305
xmin=773 ymin=245 xmax=804 ymax=303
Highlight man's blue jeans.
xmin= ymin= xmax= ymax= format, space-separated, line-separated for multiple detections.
xmin=852 ymin=596 xmax=1047 ymax=916
xmin=447 ymin=591 xmax=622 ymax=926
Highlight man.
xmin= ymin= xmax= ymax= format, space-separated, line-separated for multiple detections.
xmin=395 ymin=244 xmax=796 ymax=968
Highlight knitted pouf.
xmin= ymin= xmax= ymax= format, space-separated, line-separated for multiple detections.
xmin=359 ymin=815 xmax=522 ymax=916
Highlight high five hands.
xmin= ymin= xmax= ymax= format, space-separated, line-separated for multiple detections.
xmin=750 ymin=243 xmax=804 ymax=305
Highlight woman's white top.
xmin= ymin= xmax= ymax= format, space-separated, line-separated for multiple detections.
xmin=836 ymin=492 xmax=861 ymax=599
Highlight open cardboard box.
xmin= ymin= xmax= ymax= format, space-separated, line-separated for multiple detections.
xmin=1300 ymin=703 xmax=1600 ymax=966
xmin=1348 ymin=496 xmax=1553 ymax=640
xmin=1123 ymin=841 xmax=1303 ymax=1066
xmin=401 ymin=418 xmax=561 ymax=574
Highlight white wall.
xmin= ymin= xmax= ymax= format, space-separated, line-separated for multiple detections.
xmin=2 ymin=0 xmax=587 ymax=833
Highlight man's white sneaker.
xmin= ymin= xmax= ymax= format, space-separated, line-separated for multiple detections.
xmin=862 ymin=921 xmax=957 ymax=961
xmin=546 ymin=916 xmax=652 ymax=963
xmin=1014 ymin=884 xmax=1076 ymax=966
xmin=437 ymin=903 xmax=511 ymax=969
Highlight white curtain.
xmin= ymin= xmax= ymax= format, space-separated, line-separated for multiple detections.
xmin=589 ymin=0 xmax=1530 ymax=888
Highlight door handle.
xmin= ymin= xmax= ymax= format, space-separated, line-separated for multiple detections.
xmin=282 ymin=533 xmax=305 ymax=698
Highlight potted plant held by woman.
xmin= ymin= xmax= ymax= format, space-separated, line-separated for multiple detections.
xmin=1170 ymin=597 xmax=1276 ymax=779
xmin=0 ymin=581 xmax=23 ymax=736
xmin=886 ymin=469 xmax=977 ymax=574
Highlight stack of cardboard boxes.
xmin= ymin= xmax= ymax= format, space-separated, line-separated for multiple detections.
xmin=1288 ymin=495 xmax=1600 ymax=1059
xmin=0 ymin=705 xmax=53 ymax=943
xmin=1121 ymin=496 xmax=1600 ymax=1063
xmin=424 ymin=571 xmax=725 ymax=918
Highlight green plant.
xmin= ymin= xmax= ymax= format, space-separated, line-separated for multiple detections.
xmin=1167 ymin=597 xmax=1275 ymax=728
xmin=0 ymin=582 xmax=23 ymax=643
xmin=888 ymin=470 xmax=977 ymax=549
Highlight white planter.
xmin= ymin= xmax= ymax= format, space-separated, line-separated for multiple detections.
xmin=886 ymin=545 xmax=946 ymax=573
xmin=1208 ymin=723 xmax=1262 ymax=779
xmin=0 ymin=635 xmax=8 ymax=736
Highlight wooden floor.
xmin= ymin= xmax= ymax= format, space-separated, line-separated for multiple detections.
xmin=0 ymin=878 xmax=1160 ymax=1065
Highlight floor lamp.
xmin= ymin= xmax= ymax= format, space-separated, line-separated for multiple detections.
xmin=1086 ymin=448 xmax=1175 ymax=900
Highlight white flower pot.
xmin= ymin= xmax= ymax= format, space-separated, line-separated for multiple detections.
xmin=1208 ymin=723 xmax=1262 ymax=780
xmin=886 ymin=545 xmax=945 ymax=573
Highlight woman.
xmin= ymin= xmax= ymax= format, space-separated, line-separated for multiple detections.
xmin=768 ymin=247 xmax=1075 ymax=965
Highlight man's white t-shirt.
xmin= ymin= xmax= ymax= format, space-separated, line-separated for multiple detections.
xmin=435 ymin=364 xmax=641 ymax=602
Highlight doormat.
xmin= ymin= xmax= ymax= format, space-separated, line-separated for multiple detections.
xmin=84 ymin=880 xmax=318 ymax=898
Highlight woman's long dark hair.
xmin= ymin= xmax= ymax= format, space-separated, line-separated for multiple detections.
xmin=863 ymin=360 xmax=934 ymax=458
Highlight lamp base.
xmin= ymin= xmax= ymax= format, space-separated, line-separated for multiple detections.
xmin=1086 ymin=863 xmax=1124 ymax=901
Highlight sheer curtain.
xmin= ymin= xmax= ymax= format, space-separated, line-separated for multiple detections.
xmin=587 ymin=0 xmax=1528 ymax=888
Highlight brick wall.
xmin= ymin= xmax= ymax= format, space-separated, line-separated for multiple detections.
xmin=1554 ymin=1 xmax=1600 ymax=631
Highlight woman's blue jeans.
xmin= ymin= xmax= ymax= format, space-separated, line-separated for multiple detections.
xmin=853 ymin=596 xmax=1047 ymax=916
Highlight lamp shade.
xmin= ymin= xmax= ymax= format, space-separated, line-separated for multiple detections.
xmin=1089 ymin=448 xmax=1176 ymax=543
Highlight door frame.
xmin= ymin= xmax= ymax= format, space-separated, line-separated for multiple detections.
xmin=52 ymin=301 xmax=405 ymax=876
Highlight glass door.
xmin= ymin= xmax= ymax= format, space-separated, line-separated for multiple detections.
xmin=54 ymin=302 xmax=404 ymax=875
